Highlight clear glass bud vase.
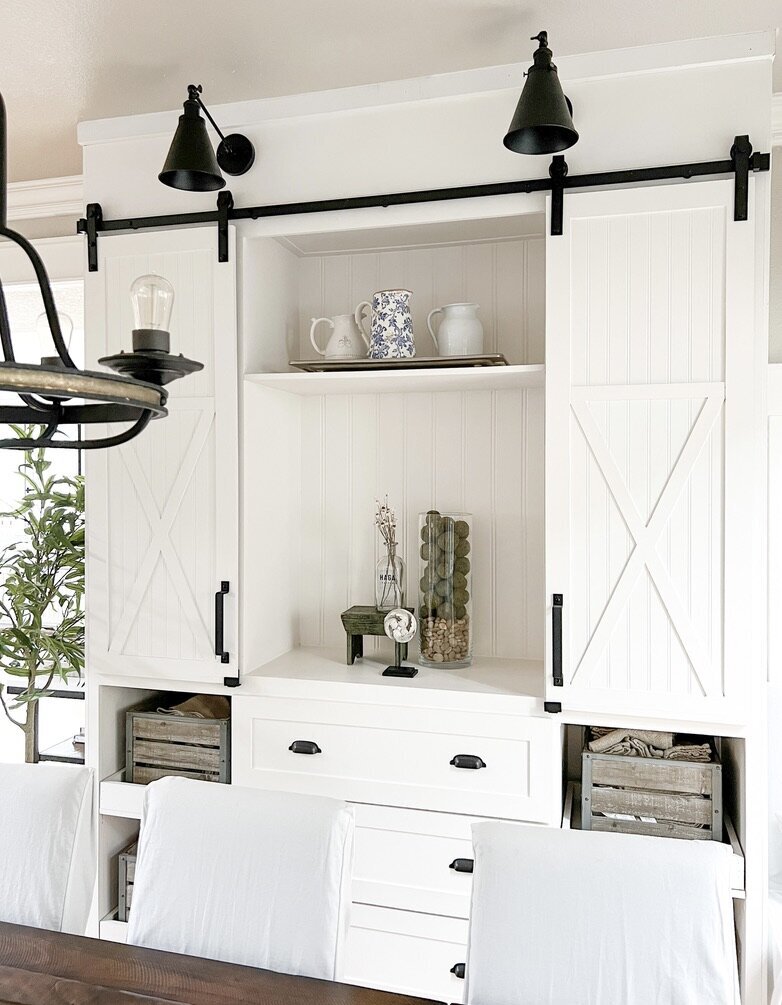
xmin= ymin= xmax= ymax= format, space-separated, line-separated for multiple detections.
xmin=376 ymin=550 xmax=404 ymax=611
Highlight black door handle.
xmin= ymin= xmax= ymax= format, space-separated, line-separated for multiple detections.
xmin=451 ymin=963 xmax=466 ymax=979
xmin=215 ymin=581 xmax=229 ymax=664
xmin=289 ymin=740 xmax=322 ymax=755
xmin=449 ymin=858 xmax=474 ymax=873
xmin=450 ymin=754 xmax=486 ymax=769
xmin=552 ymin=593 xmax=563 ymax=687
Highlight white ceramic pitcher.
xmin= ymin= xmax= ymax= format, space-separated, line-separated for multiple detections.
xmin=427 ymin=303 xmax=484 ymax=356
xmin=310 ymin=312 xmax=370 ymax=359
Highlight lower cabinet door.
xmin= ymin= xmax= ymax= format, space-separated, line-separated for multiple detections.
xmin=343 ymin=904 xmax=468 ymax=1003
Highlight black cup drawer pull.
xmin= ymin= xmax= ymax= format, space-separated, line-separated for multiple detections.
xmin=450 ymin=753 xmax=486 ymax=769
xmin=451 ymin=963 xmax=466 ymax=979
xmin=449 ymin=858 xmax=474 ymax=874
xmin=289 ymin=740 xmax=322 ymax=755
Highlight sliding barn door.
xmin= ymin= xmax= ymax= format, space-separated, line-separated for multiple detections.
xmin=545 ymin=180 xmax=756 ymax=722
xmin=86 ymin=227 xmax=239 ymax=684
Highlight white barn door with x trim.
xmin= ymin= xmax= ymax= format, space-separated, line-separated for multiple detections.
xmin=86 ymin=226 xmax=239 ymax=684
xmin=545 ymin=180 xmax=756 ymax=723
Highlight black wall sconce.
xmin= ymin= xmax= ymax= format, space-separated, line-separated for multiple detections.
xmin=504 ymin=31 xmax=578 ymax=155
xmin=159 ymin=84 xmax=255 ymax=192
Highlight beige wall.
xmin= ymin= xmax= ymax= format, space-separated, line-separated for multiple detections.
xmin=771 ymin=149 xmax=781 ymax=360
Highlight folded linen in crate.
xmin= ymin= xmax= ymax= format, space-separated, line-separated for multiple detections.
xmin=155 ymin=695 xmax=230 ymax=719
xmin=588 ymin=727 xmax=712 ymax=762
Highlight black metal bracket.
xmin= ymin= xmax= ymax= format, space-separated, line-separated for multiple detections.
xmin=544 ymin=701 xmax=562 ymax=714
xmin=76 ymin=139 xmax=771 ymax=262
xmin=223 ymin=675 xmax=241 ymax=687
xmin=78 ymin=202 xmax=103 ymax=272
xmin=217 ymin=190 xmax=233 ymax=263
xmin=549 ymin=155 xmax=568 ymax=236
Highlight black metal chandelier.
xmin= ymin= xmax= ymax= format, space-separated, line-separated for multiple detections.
xmin=0 ymin=94 xmax=202 ymax=451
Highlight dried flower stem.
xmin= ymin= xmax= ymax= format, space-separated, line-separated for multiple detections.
xmin=375 ymin=496 xmax=397 ymax=556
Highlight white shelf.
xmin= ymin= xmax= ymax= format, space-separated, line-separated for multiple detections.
xmin=563 ymin=783 xmax=745 ymax=898
xmin=100 ymin=769 xmax=145 ymax=820
xmin=100 ymin=909 xmax=129 ymax=943
xmin=243 ymin=645 xmax=544 ymax=713
xmin=245 ymin=363 xmax=544 ymax=396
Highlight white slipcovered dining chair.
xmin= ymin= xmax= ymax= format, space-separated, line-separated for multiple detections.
xmin=127 ymin=777 xmax=354 ymax=980
xmin=465 ymin=821 xmax=739 ymax=1005
xmin=0 ymin=762 xmax=94 ymax=934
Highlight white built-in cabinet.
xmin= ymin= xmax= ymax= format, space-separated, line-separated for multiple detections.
xmin=545 ymin=180 xmax=757 ymax=724
xmin=86 ymin=227 xmax=239 ymax=684
xmin=86 ymin=186 xmax=763 ymax=1002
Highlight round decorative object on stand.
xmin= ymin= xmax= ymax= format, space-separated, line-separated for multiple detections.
xmin=419 ymin=510 xmax=473 ymax=668
xmin=384 ymin=608 xmax=418 ymax=645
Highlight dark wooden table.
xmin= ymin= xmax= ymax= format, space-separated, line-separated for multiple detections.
xmin=0 ymin=923 xmax=443 ymax=1005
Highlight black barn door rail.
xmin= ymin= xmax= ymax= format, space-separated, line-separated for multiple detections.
xmin=77 ymin=136 xmax=769 ymax=269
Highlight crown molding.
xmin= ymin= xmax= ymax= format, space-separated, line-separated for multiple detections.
xmin=773 ymin=93 xmax=782 ymax=147
xmin=5 ymin=175 xmax=83 ymax=222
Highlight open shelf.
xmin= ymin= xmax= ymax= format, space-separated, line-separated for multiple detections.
xmin=244 ymin=646 xmax=544 ymax=713
xmin=246 ymin=363 xmax=544 ymax=396
xmin=39 ymin=737 xmax=84 ymax=765
xmin=100 ymin=909 xmax=129 ymax=944
xmin=100 ymin=769 xmax=144 ymax=820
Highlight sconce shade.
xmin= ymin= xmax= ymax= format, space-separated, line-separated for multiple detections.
xmin=159 ymin=95 xmax=225 ymax=192
xmin=503 ymin=32 xmax=578 ymax=156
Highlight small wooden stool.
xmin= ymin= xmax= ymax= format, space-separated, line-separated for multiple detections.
xmin=340 ymin=605 xmax=417 ymax=677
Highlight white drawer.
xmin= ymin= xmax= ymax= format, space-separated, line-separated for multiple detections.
xmin=353 ymin=803 xmax=534 ymax=917
xmin=353 ymin=805 xmax=475 ymax=917
xmin=344 ymin=904 xmax=468 ymax=1003
xmin=233 ymin=695 xmax=562 ymax=822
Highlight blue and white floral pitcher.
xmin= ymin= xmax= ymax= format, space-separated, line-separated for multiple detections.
xmin=356 ymin=289 xmax=416 ymax=359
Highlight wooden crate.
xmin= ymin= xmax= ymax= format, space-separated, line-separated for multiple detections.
xmin=581 ymin=748 xmax=722 ymax=841
xmin=126 ymin=703 xmax=231 ymax=785
xmin=117 ymin=839 xmax=137 ymax=923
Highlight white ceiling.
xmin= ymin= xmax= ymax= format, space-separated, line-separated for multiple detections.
xmin=1 ymin=0 xmax=778 ymax=182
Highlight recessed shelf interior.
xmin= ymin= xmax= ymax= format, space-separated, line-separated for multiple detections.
xmin=242 ymin=211 xmax=546 ymax=376
xmin=241 ymin=208 xmax=547 ymax=681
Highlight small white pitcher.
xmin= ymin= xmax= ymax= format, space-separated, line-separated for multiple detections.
xmin=427 ymin=303 xmax=484 ymax=356
xmin=310 ymin=312 xmax=369 ymax=360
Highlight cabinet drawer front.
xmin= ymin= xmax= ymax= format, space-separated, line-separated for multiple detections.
xmin=353 ymin=805 xmax=478 ymax=917
xmin=233 ymin=696 xmax=562 ymax=822
xmin=344 ymin=904 xmax=468 ymax=1003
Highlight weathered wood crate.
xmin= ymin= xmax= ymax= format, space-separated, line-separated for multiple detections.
xmin=117 ymin=839 xmax=137 ymax=922
xmin=125 ymin=699 xmax=231 ymax=785
xmin=581 ymin=747 xmax=722 ymax=841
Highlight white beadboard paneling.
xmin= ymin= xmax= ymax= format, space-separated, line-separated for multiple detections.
xmin=569 ymin=206 xmax=725 ymax=387
xmin=294 ymin=237 xmax=544 ymax=366
xmin=246 ymin=385 xmax=543 ymax=665
xmin=86 ymin=227 xmax=239 ymax=683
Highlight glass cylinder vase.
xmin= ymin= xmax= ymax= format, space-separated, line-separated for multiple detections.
xmin=418 ymin=510 xmax=472 ymax=668
xmin=376 ymin=550 xmax=404 ymax=612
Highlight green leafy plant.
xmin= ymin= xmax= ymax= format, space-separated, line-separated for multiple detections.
xmin=0 ymin=427 xmax=85 ymax=762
